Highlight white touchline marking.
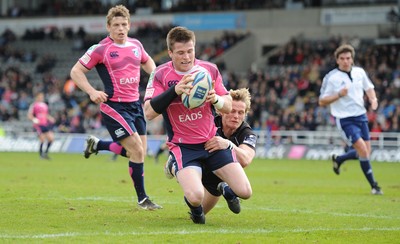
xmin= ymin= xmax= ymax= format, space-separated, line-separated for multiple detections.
xmin=1 ymin=227 xmax=400 ymax=239
xmin=17 ymin=197 xmax=400 ymax=220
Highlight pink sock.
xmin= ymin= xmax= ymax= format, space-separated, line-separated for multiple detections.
xmin=109 ymin=142 xmax=123 ymax=155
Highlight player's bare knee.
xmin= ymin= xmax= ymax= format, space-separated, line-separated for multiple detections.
xmin=184 ymin=190 xmax=203 ymax=206
xmin=236 ymin=185 xmax=252 ymax=199
xmin=128 ymin=144 xmax=144 ymax=156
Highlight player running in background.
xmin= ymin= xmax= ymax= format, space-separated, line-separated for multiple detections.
xmin=144 ymin=26 xmax=252 ymax=224
xmin=165 ymin=88 xmax=257 ymax=215
xmin=70 ymin=5 xmax=161 ymax=210
xmin=319 ymin=44 xmax=383 ymax=195
xmin=27 ymin=92 xmax=55 ymax=160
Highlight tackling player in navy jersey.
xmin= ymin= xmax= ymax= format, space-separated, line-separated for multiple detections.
xmin=319 ymin=44 xmax=382 ymax=195
xmin=165 ymin=88 xmax=257 ymax=214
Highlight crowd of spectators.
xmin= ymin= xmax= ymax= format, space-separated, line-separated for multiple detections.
xmin=1 ymin=25 xmax=400 ymax=140
xmin=0 ymin=25 xmax=247 ymax=135
xmin=235 ymin=35 xmax=400 ymax=140
xmin=1 ymin=1 xmax=320 ymax=18
xmin=4 ymin=0 xmax=397 ymax=18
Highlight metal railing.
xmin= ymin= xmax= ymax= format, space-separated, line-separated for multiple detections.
xmin=255 ymin=130 xmax=400 ymax=149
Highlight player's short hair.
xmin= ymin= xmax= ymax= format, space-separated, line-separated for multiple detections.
xmin=334 ymin=44 xmax=355 ymax=60
xmin=166 ymin=26 xmax=196 ymax=51
xmin=106 ymin=5 xmax=130 ymax=26
xmin=230 ymin=88 xmax=251 ymax=114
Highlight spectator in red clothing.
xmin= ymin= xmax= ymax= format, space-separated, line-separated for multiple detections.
xmin=370 ymin=121 xmax=382 ymax=140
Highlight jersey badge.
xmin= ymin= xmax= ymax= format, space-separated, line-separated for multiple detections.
xmin=243 ymin=134 xmax=257 ymax=148
xmin=132 ymin=48 xmax=139 ymax=58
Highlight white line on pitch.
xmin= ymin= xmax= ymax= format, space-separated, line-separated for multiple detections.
xmin=1 ymin=227 xmax=400 ymax=239
xmin=16 ymin=196 xmax=400 ymax=220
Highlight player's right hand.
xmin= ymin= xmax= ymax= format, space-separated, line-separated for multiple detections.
xmin=89 ymin=90 xmax=108 ymax=104
xmin=340 ymin=86 xmax=349 ymax=97
xmin=175 ymin=74 xmax=193 ymax=95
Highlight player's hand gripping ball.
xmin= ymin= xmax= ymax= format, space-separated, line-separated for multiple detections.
xmin=181 ymin=70 xmax=212 ymax=109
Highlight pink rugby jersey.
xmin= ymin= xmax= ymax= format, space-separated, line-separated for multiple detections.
xmin=79 ymin=36 xmax=150 ymax=102
xmin=29 ymin=102 xmax=49 ymax=126
xmin=145 ymin=60 xmax=229 ymax=144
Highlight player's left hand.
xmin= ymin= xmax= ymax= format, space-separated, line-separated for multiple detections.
xmin=204 ymin=136 xmax=229 ymax=153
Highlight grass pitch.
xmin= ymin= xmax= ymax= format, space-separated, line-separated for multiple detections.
xmin=0 ymin=152 xmax=399 ymax=243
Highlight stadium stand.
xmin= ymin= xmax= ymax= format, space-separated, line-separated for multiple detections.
xmin=1 ymin=1 xmax=400 ymax=152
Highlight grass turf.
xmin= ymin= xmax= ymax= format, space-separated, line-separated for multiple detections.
xmin=0 ymin=152 xmax=399 ymax=243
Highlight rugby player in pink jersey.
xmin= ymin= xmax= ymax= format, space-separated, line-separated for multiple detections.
xmin=70 ymin=5 xmax=161 ymax=210
xmin=144 ymin=26 xmax=252 ymax=224
xmin=27 ymin=92 xmax=55 ymax=160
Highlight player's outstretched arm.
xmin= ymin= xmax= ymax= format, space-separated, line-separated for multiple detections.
xmin=70 ymin=62 xmax=108 ymax=104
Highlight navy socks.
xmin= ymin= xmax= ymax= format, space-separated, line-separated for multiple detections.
xmin=220 ymin=184 xmax=238 ymax=201
xmin=359 ymin=158 xmax=376 ymax=187
xmin=184 ymin=196 xmax=203 ymax=215
xmin=336 ymin=149 xmax=358 ymax=165
xmin=129 ymin=161 xmax=147 ymax=202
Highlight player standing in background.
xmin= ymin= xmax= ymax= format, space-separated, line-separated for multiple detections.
xmin=144 ymin=26 xmax=252 ymax=224
xmin=27 ymin=92 xmax=55 ymax=160
xmin=319 ymin=44 xmax=383 ymax=195
xmin=165 ymin=88 xmax=257 ymax=215
xmin=70 ymin=5 xmax=161 ymax=210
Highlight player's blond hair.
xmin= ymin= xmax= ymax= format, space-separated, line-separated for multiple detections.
xmin=166 ymin=26 xmax=196 ymax=51
xmin=230 ymin=88 xmax=251 ymax=114
xmin=106 ymin=5 xmax=130 ymax=26
xmin=334 ymin=44 xmax=355 ymax=60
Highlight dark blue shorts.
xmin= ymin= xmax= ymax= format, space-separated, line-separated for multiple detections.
xmin=34 ymin=124 xmax=52 ymax=134
xmin=336 ymin=114 xmax=370 ymax=145
xmin=169 ymin=142 xmax=237 ymax=172
xmin=167 ymin=144 xmax=236 ymax=196
xmin=100 ymin=100 xmax=146 ymax=141
xmin=202 ymin=166 xmax=223 ymax=196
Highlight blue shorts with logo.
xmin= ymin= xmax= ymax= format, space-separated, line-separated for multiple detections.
xmin=336 ymin=114 xmax=370 ymax=146
xmin=100 ymin=100 xmax=146 ymax=141
xmin=168 ymin=142 xmax=238 ymax=196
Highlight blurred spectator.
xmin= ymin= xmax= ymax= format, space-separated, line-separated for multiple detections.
xmin=370 ymin=121 xmax=382 ymax=140
xmin=62 ymin=76 xmax=78 ymax=109
xmin=36 ymin=54 xmax=57 ymax=74
xmin=55 ymin=111 xmax=71 ymax=133
xmin=7 ymin=5 xmax=23 ymax=17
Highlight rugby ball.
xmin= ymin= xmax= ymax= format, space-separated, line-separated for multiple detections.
xmin=181 ymin=70 xmax=212 ymax=109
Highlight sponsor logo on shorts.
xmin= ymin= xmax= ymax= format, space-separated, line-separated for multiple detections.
xmin=115 ymin=128 xmax=125 ymax=138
